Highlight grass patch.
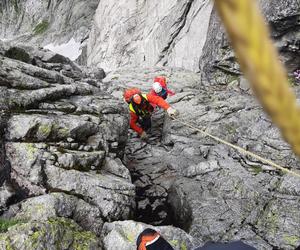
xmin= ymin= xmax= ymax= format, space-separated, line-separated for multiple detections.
xmin=33 ymin=20 xmax=49 ymax=35
xmin=283 ymin=235 xmax=300 ymax=246
xmin=251 ymin=165 xmax=263 ymax=175
xmin=0 ymin=218 xmax=25 ymax=233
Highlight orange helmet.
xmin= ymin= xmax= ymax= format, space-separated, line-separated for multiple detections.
xmin=133 ymin=94 xmax=142 ymax=104
xmin=123 ymin=88 xmax=141 ymax=103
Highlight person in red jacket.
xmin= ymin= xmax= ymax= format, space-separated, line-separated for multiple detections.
xmin=136 ymin=228 xmax=256 ymax=250
xmin=126 ymin=91 xmax=179 ymax=140
xmin=149 ymin=76 xmax=175 ymax=100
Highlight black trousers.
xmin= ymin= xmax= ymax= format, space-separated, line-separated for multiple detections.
xmin=139 ymin=116 xmax=151 ymax=132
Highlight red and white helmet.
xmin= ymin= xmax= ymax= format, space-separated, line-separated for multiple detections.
xmin=153 ymin=82 xmax=162 ymax=93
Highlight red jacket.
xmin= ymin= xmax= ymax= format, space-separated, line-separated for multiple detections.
xmin=130 ymin=94 xmax=170 ymax=135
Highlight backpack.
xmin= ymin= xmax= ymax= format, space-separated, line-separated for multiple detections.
xmin=154 ymin=76 xmax=167 ymax=89
xmin=123 ymin=88 xmax=141 ymax=103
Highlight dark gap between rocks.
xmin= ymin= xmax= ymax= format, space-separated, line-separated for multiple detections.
xmin=124 ymin=111 xmax=177 ymax=226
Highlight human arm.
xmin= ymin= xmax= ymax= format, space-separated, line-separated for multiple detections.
xmin=146 ymin=94 xmax=170 ymax=110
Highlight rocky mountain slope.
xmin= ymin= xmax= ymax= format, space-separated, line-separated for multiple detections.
xmin=0 ymin=42 xmax=198 ymax=250
xmin=102 ymin=67 xmax=300 ymax=249
xmin=87 ymin=0 xmax=213 ymax=72
xmin=2 ymin=42 xmax=300 ymax=249
xmin=0 ymin=0 xmax=300 ymax=249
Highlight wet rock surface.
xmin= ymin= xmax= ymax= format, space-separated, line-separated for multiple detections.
xmin=104 ymin=67 xmax=300 ymax=249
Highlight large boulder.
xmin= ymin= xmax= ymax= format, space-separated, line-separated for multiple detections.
xmin=0 ymin=218 xmax=101 ymax=250
xmin=3 ymin=193 xmax=104 ymax=236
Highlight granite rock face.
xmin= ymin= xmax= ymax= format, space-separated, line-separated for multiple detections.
xmin=87 ymin=0 xmax=213 ymax=72
xmin=87 ymin=0 xmax=299 ymax=77
xmin=0 ymin=42 xmax=135 ymax=248
xmin=0 ymin=218 xmax=101 ymax=250
xmin=0 ymin=0 xmax=300 ymax=248
xmin=103 ymin=67 xmax=300 ymax=249
xmin=0 ymin=0 xmax=100 ymax=62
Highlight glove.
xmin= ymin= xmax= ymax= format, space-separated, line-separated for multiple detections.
xmin=167 ymin=107 xmax=179 ymax=117
xmin=140 ymin=131 xmax=148 ymax=140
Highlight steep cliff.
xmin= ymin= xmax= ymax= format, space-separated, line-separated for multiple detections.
xmin=87 ymin=0 xmax=299 ymax=77
xmin=87 ymin=0 xmax=213 ymax=72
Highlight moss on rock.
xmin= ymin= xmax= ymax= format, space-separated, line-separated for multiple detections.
xmin=0 ymin=218 xmax=25 ymax=233
xmin=25 ymin=143 xmax=38 ymax=160
xmin=4 ymin=47 xmax=31 ymax=63
xmin=33 ymin=20 xmax=49 ymax=35
xmin=283 ymin=235 xmax=300 ymax=247
xmin=0 ymin=218 xmax=100 ymax=249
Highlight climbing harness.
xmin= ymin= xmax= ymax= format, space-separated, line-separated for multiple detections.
xmin=129 ymin=94 xmax=154 ymax=117
xmin=214 ymin=0 xmax=300 ymax=156
xmin=172 ymin=117 xmax=300 ymax=179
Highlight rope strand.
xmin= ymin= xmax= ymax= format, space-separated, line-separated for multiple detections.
xmin=172 ymin=117 xmax=300 ymax=179
xmin=214 ymin=0 xmax=300 ymax=156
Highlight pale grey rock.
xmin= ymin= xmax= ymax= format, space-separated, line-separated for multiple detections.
xmin=102 ymin=158 xmax=132 ymax=181
xmin=6 ymin=115 xmax=99 ymax=142
xmin=255 ymin=197 xmax=300 ymax=249
xmin=87 ymin=0 xmax=213 ymax=72
xmin=0 ymin=181 xmax=15 ymax=211
xmin=0 ymin=43 xmax=134 ymax=238
xmin=57 ymin=151 xmax=105 ymax=171
xmin=4 ymin=193 xmax=104 ymax=236
xmin=200 ymin=0 xmax=300 ymax=84
xmin=279 ymin=175 xmax=300 ymax=196
xmin=5 ymin=142 xmax=47 ymax=196
xmin=45 ymin=165 xmax=135 ymax=221
xmin=87 ymin=0 xmax=298 ymax=76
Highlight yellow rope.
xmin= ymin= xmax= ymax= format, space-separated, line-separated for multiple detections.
xmin=214 ymin=0 xmax=300 ymax=156
xmin=172 ymin=117 xmax=300 ymax=178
